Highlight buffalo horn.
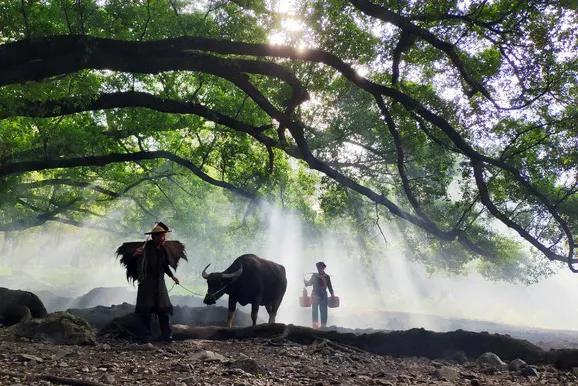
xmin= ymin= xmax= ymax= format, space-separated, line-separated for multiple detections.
xmin=220 ymin=265 xmax=243 ymax=279
xmin=201 ymin=264 xmax=211 ymax=279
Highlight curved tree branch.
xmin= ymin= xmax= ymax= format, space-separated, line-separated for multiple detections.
xmin=0 ymin=34 xmax=573 ymax=264
xmin=0 ymin=36 xmax=309 ymax=110
xmin=348 ymin=0 xmax=492 ymax=100
xmin=0 ymin=91 xmax=281 ymax=147
xmin=391 ymin=30 xmax=417 ymax=87
xmin=0 ymin=151 xmax=256 ymax=200
xmin=472 ymin=160 xmax=568 ymax=263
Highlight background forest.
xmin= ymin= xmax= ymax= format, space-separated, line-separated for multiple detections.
xmin=0 ymin=0 xmax=576 ymax=298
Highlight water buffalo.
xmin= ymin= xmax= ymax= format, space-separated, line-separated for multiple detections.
xmin=202 ymin=254 xmax=287 ymax=327
xmin=0 ymin=287 xmax=48 ymax=326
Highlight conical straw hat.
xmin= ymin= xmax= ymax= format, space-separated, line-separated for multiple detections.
xmin=144 ymin=222 xmax=171 ymax=234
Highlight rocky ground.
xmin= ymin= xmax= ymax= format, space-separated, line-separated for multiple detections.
xmin=1 ymin=327 xmax=578 ymax=385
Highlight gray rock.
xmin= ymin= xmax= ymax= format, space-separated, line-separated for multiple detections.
xmin=11 ymin=311 xmax=95 ymax=345
xmin=99 ymin=373 xmax=115 ymax=384
xmin=52 ymin=348 xmax=74 ymax=360
xmin=431 ymin=360 xmax=444 ymax=368
xmin=191 ymin=350 xmax=227 ymax=362
xmin=224 ymin=368 xmax=253 ymax=377
xmin=477 ymin=352 xmax=506 ymax=368
xmin=229 ymin=358 xmax=263 ymax=375
xmin=508 ymin=358 xmax=527 ymax=372
xmin=435 ymin=366 xmax=460 ymax=381
xmin=520 ymin=366 xmax=539 ymax=377
xmin=126 ymin=342 xmax=156 ymax=351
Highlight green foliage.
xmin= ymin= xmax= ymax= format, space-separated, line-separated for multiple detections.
xmin=300 ymin=0 xmax=378 ymax=63
xmin=0 ymin=0 xmax=576 ymax=284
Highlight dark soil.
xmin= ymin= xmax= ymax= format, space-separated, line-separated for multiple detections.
xmin=2 ymin=324 xmax=578 ymax=385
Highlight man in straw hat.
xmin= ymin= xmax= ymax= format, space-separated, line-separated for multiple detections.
xmin=117 ymin=222 xmax=186 ymax=343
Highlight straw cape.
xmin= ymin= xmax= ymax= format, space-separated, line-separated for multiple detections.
xmin=116 ymin=240 xmax=187 ymax=283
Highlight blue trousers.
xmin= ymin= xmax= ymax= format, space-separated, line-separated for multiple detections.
xmin=312 ymin=292 xmax=328 ymax=326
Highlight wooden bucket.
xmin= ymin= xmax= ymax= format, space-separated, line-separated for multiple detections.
xmin=299 ymin=288 xmax=312 ymax=307
xmin=328 ymin=295 xmax=340 ymax=308
xmin=299 ymin=295 xmax=312 ymax=307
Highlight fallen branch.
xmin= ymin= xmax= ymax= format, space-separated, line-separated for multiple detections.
xmin=0 ymin=370 xmax=109 ymax=386
xmin=39 ymin=374 xmax=109 ymax=386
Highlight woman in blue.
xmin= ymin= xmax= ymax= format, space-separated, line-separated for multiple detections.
xmin=304 ymin=261 xmax=335 ymax=328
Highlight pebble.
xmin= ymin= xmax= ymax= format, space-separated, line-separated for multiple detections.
xmin=17 ymin=354 xmax=43 ymax=363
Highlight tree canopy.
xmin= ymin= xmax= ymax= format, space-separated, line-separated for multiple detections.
xmin=0 ymin=0 xmax=576 ymax=282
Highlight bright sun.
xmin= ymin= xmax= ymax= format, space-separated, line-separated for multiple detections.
xmin=268 ymin=0 xmax=307 ymax=46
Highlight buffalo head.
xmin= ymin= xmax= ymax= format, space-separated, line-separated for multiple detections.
xmin=201 ymin=263 xmax=243 ymax=305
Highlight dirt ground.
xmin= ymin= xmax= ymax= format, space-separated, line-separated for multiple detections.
xmin=1 ymin=327 xmax=578 ymax=386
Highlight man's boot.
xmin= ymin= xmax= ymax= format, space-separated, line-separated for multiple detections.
xmin=158 ymin=313 xmax=173 ymax=343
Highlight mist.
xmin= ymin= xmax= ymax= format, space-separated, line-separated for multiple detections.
xmin=1 ymin=200 xmax=578 ymax=332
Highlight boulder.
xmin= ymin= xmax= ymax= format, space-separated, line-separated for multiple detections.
xmin=11 ymin=311 xmax=95 ymax=345
xmin=190 ymin=350 xmax=227 ymax=362
xmin=228 ymin=358 xmax=264 ymax=375
xmin=435 ymin=366 xmax=460 ymax=382
xmin=477 ymin=352 xmax=507 ymax=368
xmin=520 ymin=366 xmax=539 ymax=377
xmin=508 ymin=358 xmax=527 ymax=371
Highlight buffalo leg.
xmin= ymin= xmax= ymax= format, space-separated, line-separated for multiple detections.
xmin=269 ymin=296 xmax=284 ymax=324
xmin=227 ymin=297 xmax=237 ymax=328
xmin=265 ymin=305 xmax=276 ymax=324
xmin=267 ymin=312 xmax=276 ymax=324
xmin=251 ymin=302 xmax=260 ymax=327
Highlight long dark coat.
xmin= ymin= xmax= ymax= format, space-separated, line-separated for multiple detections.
xmin=135 ymin=241 xmax=175 ymax=315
